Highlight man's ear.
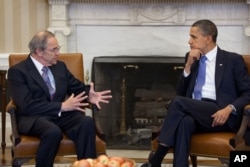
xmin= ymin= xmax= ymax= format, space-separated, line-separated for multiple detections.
xmin=207 ymin=35 xmax=213 ymax=44
xmin=36 ymin=48 xmax=44 ymax=57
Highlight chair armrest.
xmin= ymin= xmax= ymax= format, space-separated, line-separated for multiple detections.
xmin=229 ymin=104 xmax=250 ymax=148
xmin=6 ymin=98 xmax=21 ymax=145
xmin=6 ymin=97 xmax=106 ymax=145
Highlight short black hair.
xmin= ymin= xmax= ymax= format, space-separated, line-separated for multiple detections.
xmin=192 ymin=19 xmax=218 ymax=43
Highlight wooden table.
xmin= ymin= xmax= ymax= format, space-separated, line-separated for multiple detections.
xmin=0 ymin=70 xmax=7 ymax=154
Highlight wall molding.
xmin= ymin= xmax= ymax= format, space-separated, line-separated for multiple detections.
xmin=0 ymin=54 xmax=10 ymax=70
xmin=69 ymin=0 xmax=246 ymax=4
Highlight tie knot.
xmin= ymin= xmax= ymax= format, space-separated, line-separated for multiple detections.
xmin=42 ymin=66 xmax=49 ymax=73
xmin=201 ymin=55 xmax=207 ymax=62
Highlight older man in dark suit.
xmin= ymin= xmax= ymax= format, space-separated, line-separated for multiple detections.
xmin=142 ymin=19 xmax=250 ymax=167
xmin=7 ymin=30 xmax=112 ymax=167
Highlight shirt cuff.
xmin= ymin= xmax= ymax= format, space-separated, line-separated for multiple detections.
xmin=58 ymin=110 xmax=62 ymax=117
xmin=183 ymin=70 xmax=190 ymax=77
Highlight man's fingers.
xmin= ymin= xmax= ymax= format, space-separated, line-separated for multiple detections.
xmin=76 ymin=107 xmax=86 ymax=113
xmin=75 ymin=91 xmax=86 ymax=98
xmin=100 ymin=100 xmax=109 ymax=104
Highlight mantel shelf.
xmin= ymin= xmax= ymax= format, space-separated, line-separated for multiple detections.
xmin=68 ymin=0 xmax=246 ymax=4
xmin=93 ymin=56 xmax=185 ymax=63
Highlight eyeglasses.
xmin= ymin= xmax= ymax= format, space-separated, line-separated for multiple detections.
xmin=44 ymin=46 xmax=61 ymax=53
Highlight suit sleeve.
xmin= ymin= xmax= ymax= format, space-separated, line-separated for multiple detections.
xmin=8 ymin=66 xmax=62 ymax=117
xmin=7 ymin=61 xmax=88 ymax=117
xmin=176 ymin=53 xmax=198 ymax=98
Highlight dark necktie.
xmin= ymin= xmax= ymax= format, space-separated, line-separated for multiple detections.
xmin=193 ymin=55 xmax=207 ymax=100
xmin=42 ymin=66 xmax=55 ymax=100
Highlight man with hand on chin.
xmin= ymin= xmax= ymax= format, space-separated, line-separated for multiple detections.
xmin=142 ymin=19 xmax=250 ymax=167
xmin=7 ymin=30 xmax=112 ymax=167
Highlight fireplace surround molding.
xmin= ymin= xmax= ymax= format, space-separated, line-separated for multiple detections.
xmin=47 ymin=0 xmax=250 ymax=53
xmin=45 ymin=0 xmax=250 ymax=77
xmin=0 ymin=1 xmax=249 ymax=71
xmin=49 ymin=0 xmax=249 ymax=4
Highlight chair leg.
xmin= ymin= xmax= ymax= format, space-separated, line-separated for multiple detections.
xmin=218 ymin=158 xmax=229 ymax=167
xmin=190 ymin=155 xmax=197 ymax=167
xmin=12 ymin=157 xmax=33 ymax=167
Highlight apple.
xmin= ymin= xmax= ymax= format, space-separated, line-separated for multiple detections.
xmin=109 ymin=157 xmax=124 ymax=165
xmin=107 ymin=159 xmax=121 ymax=167
xmin=78 ymin=159 xmax=91 ymax=167
xmin=72 ymin=160 xmax=80 ymax=167
xmin=95 ymin=161 xmax=107 ymax=167
xmin=121 ymin=161 xmax=133 ymax=167
xmin=97 ymin=154 xmax=109 ymax=165
xmin=86 ymin=158 xmax=95 ymax=167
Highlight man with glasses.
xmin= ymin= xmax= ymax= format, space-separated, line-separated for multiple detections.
xmin=7 ymin=30 xmax=112 ymax=167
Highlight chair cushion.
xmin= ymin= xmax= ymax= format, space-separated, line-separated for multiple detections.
xmin=151 ymin=132 xmax=235 ymax=159
xmin=13 ymin=134 xmax=106 ymax=157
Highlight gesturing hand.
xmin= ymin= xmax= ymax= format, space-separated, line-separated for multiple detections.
xmin=88 ymin=82 xmax=112 ymax=109
xmin=61 ymin=91 xmax=89 ymax=113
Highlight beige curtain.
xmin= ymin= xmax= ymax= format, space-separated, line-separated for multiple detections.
xmin=0 ymin=0 xmax=49 ymax=53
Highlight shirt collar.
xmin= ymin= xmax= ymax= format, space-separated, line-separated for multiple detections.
xmin=205 ymin=45 xmax=217 ymax=62
xmin=30 ymin=55 xmax=44 ymax=75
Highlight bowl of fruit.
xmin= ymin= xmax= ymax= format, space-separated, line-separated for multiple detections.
xmin=72 ymin=154 xmax=136 ymax=167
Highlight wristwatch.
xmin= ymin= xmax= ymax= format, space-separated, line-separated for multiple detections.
xmin=228 ymin=104 xmax=237 ymax=114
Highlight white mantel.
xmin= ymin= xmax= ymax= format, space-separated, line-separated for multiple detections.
xmin=45 ymin=0 xmax=250 ymax=80
xmin=1 ymin=0 xmax=250 ymax=72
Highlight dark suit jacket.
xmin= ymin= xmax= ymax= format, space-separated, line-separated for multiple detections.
xmin=176 ymin=47 xmax=250 ymax=132
xmin=7 ymin=55 xmax=88 ymax=134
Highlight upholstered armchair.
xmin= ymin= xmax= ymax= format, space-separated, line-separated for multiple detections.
xmin=150 ymin=55 xmax=250 ymax=167
xmin=6 ymin=53 xmax=106 ymax=167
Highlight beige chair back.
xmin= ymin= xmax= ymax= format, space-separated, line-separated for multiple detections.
xmin=9 ymin=53 xmax=84 ymax=82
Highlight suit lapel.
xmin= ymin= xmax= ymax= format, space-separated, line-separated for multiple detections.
xmin=215 ymin=48 xmax=226 ymax=93
xmin=25 ymin=56 xmax=51 ymax=98
xmin=188 ymin=60 xmax=199 ymax=97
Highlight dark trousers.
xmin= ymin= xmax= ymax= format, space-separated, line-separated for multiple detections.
xmin=27 ymin=111 xmax=96 ymax=167
xmin=158 ymin=96 xmax=232 ymax=167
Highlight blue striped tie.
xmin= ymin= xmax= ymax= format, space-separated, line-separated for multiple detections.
xmin=193 ymin=56 xmax=207 ymax=100
xmin=42 ymin=66 xmax=55 ymax=100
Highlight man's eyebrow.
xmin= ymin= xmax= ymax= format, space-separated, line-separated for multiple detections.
xmin=190 ymin=34 xmax=197 ymax=38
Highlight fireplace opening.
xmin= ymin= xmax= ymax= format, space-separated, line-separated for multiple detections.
xmin=92 ymin=56 xmax=184 ymax=150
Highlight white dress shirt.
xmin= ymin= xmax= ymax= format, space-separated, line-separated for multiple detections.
xmin=183 ymin=46 xmax=218 ymax=100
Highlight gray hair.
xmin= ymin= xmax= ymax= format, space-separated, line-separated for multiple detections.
xmin=28 ymin=30 xmax=55 ymax=54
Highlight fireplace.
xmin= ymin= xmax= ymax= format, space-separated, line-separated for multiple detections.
xmin=92 ymin=56 xmax=184 ymax=149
